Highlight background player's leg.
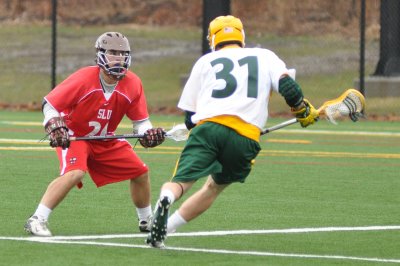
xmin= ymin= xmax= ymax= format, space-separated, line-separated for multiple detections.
xmin=40 ymin=170 xmax=85 ymax=209
xmin=130 ymin=172 xmax=151 ymax=208
xmin=25 ymin=169 xmax=85 ymax=236
xmin=130 ymin=172 xmax=153 ymax=232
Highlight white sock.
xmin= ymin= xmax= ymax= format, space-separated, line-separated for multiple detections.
xmin=33 ymin=204 xmax=52 ymax=221
xmin=167 ymin=210 xmax=187 ymax=233
xmin=136 ymin=205 xmax=152 ymax=221
xmin=160 ymin=189 xmax=176 ymax=204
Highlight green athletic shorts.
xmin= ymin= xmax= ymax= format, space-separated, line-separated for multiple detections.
xmin=172 ymin=122 xmax=261 ymax=185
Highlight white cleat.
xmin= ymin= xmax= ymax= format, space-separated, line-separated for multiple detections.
xmin=24 ymin=216 xmax=52 ymax=237
xmin=138 ymin=215 xmax=153 ymax=233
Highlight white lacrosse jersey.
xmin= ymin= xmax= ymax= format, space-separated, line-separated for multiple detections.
xmin=178 ymin=47 xmax=289 ymax=132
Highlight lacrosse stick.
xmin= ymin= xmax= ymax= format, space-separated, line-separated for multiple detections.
xmin=261 ymin=88 xmax=366 ymax=135
xmin=70 ymin=123 xmax=189 ymax=142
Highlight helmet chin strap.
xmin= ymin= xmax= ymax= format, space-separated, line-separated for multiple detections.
xmin=211 ymin=35 xmax=216 ymax=51
xmin=100 ymin=69 xmax=120 ymax=84
xmin=96 ymin=50 xmax=130 ymax=81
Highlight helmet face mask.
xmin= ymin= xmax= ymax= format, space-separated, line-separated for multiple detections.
xmin=95 ymin=32 xmax=132 ymax=78
xmin=207 ymin=15 xmax=245 ymax=51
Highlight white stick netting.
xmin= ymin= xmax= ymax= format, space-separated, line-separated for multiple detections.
xmin=322 ymin=89 xmax=365 ymax=124
xmin=165 ymin=123 xmax=189 ymax=141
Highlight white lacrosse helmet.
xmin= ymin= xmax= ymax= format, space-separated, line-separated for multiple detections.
xmin=95 ymin=32 xmax=132 ymax=78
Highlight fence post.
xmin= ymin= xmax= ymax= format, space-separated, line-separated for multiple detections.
xmin=51 ymin=0 xmax=57 ymax=90
xmin=202 ymin=0 xmax=231 ymax=55
xmin=373 ymin=0 xmax=400 ymax=76
xmin=356 ymin=0 xmax=400 ymax=97
xmin=359 ymin=0 xmax=366 ymax=95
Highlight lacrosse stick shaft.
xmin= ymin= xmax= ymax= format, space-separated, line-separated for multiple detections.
xmin=70 ymin=134 xmax=145 ymax=141
xmin=69 ymin=123 xmax=189 ymax=142
xmin=261 ymin=103 xmax=345 ymax=135
xmin=261 ymin=105 xmax=326 ymax=135
xmin=261 ymin=118 xmax=298 ymax=135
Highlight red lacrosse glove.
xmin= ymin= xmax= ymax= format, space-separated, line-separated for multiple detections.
xmin=139 ymin=128 xmax=165 ymax=148
xmin=45 ymin=117 xmax=70 ymax=149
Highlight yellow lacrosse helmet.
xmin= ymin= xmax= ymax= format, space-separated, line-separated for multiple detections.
xmin=208 ymin=15 xmax=245 ymax=51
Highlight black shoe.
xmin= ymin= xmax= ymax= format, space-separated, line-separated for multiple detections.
xmin=145 ymin=197 xmax=171 ymax=248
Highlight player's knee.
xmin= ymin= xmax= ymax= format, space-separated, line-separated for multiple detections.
xmin=65 ymin=169 xmax=85 ymax=185
xmin=131 ymin=171 xmax=149 ymax=184
xmin=203 ymin=181 xmax=224 ymax=196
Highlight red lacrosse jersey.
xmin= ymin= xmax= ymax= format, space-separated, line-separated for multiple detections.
xmin=44 ymin=66 xmax=149 ymax=137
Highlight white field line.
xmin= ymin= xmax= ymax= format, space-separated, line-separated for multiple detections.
xmin=5 ymin=239 xmax=400 ymax=264
xmin=276 ymin=129 xmax=400 ymax=137
xmin=3 ymin=225 xmax=399 ymax=241
xmin=0 ymin=127 xmax=398 ymax=148
xmin=1 ymin=226 xmax=400 ymax=264
xmin=1 ymin=119 xmax=400 ymax=137
xmin=2 ymin=142 xmax=399 ymax=159
xmin=0 ymin=138 xmax=46 ymax=144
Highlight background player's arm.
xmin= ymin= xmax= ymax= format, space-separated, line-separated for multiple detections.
xmin=42 ymin=99 xmax=61 ymax=125
xmin=132 ymin=119 xmax=165 ymax=148
xmin=132 ymin=119 xmax=153 ymax=135
xmin=42 ymin=99 xmax=70 ymax=149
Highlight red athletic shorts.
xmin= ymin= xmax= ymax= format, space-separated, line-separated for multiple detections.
xmin=55 ymin=139 xmax=148 ymax=188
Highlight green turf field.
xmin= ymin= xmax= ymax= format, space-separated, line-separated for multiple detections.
xmin=1 ymin=110 xmax=399 ymax=265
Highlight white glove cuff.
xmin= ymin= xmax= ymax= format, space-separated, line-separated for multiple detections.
xmin=132 ymin=119 xmax=153 ymax=135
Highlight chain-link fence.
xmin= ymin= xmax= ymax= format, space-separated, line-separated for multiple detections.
xmin=0 ymin=0 xmax=397 ymax=118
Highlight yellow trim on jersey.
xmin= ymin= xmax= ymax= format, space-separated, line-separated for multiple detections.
xmin=198 ymin=115 xmax=260 ymax=142
xmin=171 ymin=157 xmax=181 ymax=181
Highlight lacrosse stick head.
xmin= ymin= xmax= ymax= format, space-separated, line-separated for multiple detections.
xmin=164 ymin=123 xmax=189 ymax=141
xmin=319 ymin=88 xmax=366 ymax=124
